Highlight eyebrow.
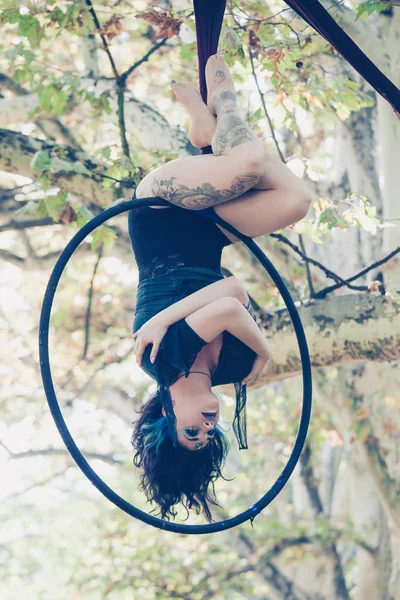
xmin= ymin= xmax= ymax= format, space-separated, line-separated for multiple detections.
xmin=183 ymin=433 xmax=199 ymax=442
xmin=183 ymin=433 xmax=214 ymax=446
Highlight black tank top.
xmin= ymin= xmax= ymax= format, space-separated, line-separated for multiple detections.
xmin=128 ymin=203 xmax=232 ymax=280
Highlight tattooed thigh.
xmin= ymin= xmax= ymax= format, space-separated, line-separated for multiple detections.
xmin=151 ymin=173 xmax=261 ymax=210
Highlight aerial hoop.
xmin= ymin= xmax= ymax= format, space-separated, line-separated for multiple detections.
xmin=39 ymin=196 xmax=312 ymax=535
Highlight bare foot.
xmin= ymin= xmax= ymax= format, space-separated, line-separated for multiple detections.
xmin=205 ymin=54 xmax=236 ymax=115
xmin=171 ymin=81 xmax=216 ymax=148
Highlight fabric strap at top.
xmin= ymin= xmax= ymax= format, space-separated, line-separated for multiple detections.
xmin=193 ymin=0 xmax=227 ymax=155
xmin=193 ymin=0 xmax=227 ymax=105
xmin=285 ymin=0 xmax=400 ymax=118
xmin=192 ymin=0 xmax=399 ymax=119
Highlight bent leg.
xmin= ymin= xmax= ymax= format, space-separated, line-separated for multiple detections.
xmin=136 ymin=57 xmax=266 ymax=210
xmin=214 ymin=182 xmax=311 ymax=243
xmin=136 ymin=149 xmax=264 ymax=210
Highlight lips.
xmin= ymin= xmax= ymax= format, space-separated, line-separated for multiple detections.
xmin=202 ymin=412 xmax=217 ymax=419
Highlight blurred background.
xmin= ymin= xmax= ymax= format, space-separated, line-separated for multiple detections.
xmin=0 ymin=1 xmax=399 ymax=598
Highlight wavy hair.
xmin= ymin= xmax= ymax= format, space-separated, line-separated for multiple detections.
xmin=131 ymin=392 xmax=230 ymax=521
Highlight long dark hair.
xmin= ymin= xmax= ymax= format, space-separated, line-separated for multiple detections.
xmin=131 ymin=393 xmax=230 ymax=521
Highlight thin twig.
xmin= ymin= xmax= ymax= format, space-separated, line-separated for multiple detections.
xmin=85 ymin=0 xmax=131 ymax=158
xmin=270 ymin=232 xmax=357 ymax=287
xmin=271 ymin=232 xmax=400 ymax=297
xmin=298 ymin=233 xmax=316 ymax=297
xmin=248 ymin=44 xmax=286 ymax=162
xmin=83 ymin=244 xmax=103 ymax=360
xmin=120 ymin=38 xmax=169 ymax=83
xmin=314 ymin=245 xmax=400 ymax=299
xmin=74 ymin=344 xmax=135 ymax=401
xmin=84 ymin=0 xmax=119 ymax=79
xmin=3 ymin=467 xmax=72 ymax=501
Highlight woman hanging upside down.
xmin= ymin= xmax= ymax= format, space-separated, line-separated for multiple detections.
xmin=128 ymin=54 xmax=311 ymax=521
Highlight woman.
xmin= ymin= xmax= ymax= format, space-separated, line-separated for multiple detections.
xmin=129 ymin=54 xmax=311 ymax=521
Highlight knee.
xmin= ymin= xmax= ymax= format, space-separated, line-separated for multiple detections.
xmin=239 ymin=142 xmax=266 ymax=177
xmin=295 ymin=189 xmax=312 ymax=221
xmin=228 ymin=276 xmax=249 ymax=305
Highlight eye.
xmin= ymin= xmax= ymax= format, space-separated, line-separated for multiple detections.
xmin=185 ymin=428 xmax=199 ymax=437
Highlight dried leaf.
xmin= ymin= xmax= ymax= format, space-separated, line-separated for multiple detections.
xmin=95 ymin=14 xmax=124 ymax=41
xmin=354 ymin=406 xmax=370 ymax=421
xmin=381 ymin=418 xmax=399 ymax=438
xmin=136 ymin=10 xmax=181 ymax=40
xmin=59 ymin=204 xmax=77 ymax=224
xmin=366 ymin=280 xmax=381 ymax=294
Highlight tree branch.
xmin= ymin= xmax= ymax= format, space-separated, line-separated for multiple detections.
xmin=298 ymin=233 xmax=316 ymax=297
xmin=0 ymin=128 xmax=129 ymax=205
xmin=0 ymin=440 xmax=124 ymax=465
xmin=0 ymin=248 xmax=25 ymax=266
xmin=270 ymin=233 xmax=400 ymax=297
xmin=0 ymin=73 xmax=83 ymax=149
xmin=3 ymin=466 xmax=73 ymax=501
xmin=83 ymin=245 xmax=103 ymax=360
xmin=313 ymin=246 xmax=400 ymax=299
xmin=243 ymin=292 xmax=400 ymax=389
xmin=300 ymin=442 xmax=350 ymax=600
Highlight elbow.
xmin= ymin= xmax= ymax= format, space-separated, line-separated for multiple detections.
xmin=296 ymin=189 xmax=312 ymax=221
xmin=218 ymin=296 xmax=242 ymax=324
xmin=228 ymin=276 xmax=249 ymax=306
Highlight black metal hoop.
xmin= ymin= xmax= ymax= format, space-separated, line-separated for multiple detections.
xmin=39 ymin=197 xmax=312 ymax=534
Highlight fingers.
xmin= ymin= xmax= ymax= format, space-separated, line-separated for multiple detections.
xmin=136 ymin=344 xmax=144 ymax=367
xmin=242 ymin=371 xmax=254 ymax=385
xmin=149 ymin=341 xmax=160 ymax=364
xmin=133 ymin=335 xmax=144 ymax=367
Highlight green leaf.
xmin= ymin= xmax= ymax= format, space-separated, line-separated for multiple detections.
xmin=39 ymin=85 xmax=57 ymax=112
xmin=1 ymin=8 xmax=20 ymax=25
xmin=253 ymin=108 xmax=263 ymax=122
xmin=52 ymin=90 xmax=69 ymax=115
xmin=101 ymin=146 xmax=111 ymax=160
xmin=50 ymin=157 xmax=91 ymax=176
xmin=99 ymin=93 xmax=112 ymax=115
xmin=31 ymin=151 xmax=51 ymax=173
xmin=36 ymin=199 xmax=48 ymax=218
xmin=16 ymin=47 xmax=35 ymax=65
xmin=91 ymin=226 xmax=117 ymax=251
xmin=39 ymin=84 xmax=69 ymax=116
xmin=18 ymin=15 xmax=42 ymax=47
xmin=76 ymin=205 xmax=95 ymax=227
xmin=44 ymin=191 xmax=68 ymax=219
xmin=219 ymin=27 xmax=246 ymax=65
xmin=355 ymin=1 xmax=389 ymax=20
xmin=179 ymin=43 xmax=197 ymax=61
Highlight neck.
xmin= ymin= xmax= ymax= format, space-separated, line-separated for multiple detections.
xmin=169 ymin=370 xmax=212 ymax=398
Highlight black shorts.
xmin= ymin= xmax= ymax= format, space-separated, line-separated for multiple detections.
xmin=134 ymin=265 xmax=224 ymax=329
